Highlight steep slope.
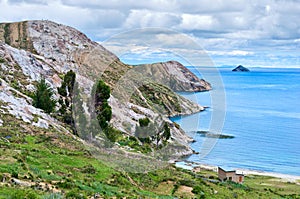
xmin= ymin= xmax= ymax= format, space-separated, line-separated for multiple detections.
xmin=0 ymin=20 xmax=209 ymax=159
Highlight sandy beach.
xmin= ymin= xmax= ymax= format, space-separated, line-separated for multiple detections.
xmin=176 ymin=161 xmax=300 ymax=183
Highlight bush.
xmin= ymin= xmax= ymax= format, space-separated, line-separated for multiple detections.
xmin=81 ymin=164 xmax=96 ymax=174
xmin=104 ymin=126 xmax=122 ymax=143
xmin=32 ymin=78 xmax=56 ymax=113
xmin=138 ymin=117 xmax=150 ymax=127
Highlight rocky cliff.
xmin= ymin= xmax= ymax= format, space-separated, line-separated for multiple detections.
xmin=0 ymin=20 xmax=211 ymax=159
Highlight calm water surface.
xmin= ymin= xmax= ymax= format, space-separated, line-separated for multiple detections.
xmin=171 ymin=67 xmax=300 ymax=175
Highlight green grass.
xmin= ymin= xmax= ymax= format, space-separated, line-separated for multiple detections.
xmin=0 ymin=114 xmax=300 ymax=198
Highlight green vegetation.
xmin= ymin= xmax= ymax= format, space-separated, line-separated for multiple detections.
xmin=0 ymin=112 xmax=300 ymax=198
xmin=94 ymin=80 xmax=112 ymax=130
xmin=163 ymin=123 xmax=171 ymax=141
xmin=32 ymin=78 xmax=56 ymax=113
xmin=56 ymin=70 xmax=88 ymax=137
xmin=58 ymin=70 xmax=76 ymax=128
xmin=73 ymin=83 xmax=88 ymax=138
xmin=91 ymin=80 xmax=124 ymax=143
xmin=139 ymin=117 xmax=150 ymax=127
xmin=3 ymin=23 xmax=11 ymax=45
xmin=131 ymin=83 xmax=182 ymax=115
xmin=58 ymin=70 xmax=76 ymax=97
xmin=0 ymin=57 xmax=5 ymax=63
xmin=135 ymin=118 xmax=171 ymax=150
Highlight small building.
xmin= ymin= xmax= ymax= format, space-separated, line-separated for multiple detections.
xmin=218 ymin=167 xmax=244 ymax=184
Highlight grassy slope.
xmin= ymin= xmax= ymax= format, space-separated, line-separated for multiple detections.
xmin=0 ymin=114 xmax=300 ymax=198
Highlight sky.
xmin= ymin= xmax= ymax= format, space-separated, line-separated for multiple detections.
xmin=0 ymin=0 xmax=300 ymax=67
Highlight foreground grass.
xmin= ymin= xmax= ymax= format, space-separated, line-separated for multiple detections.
xmin=0 ymin=115 xmax=300 ymax=198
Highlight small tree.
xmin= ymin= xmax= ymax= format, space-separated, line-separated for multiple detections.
xmin=162 ymin=123 xmax=171 ymax=141
xmin=58 ymin=70 xmax=77 ymax=127
xmin=32 ymin=78 xmax=56 ymax=113
xmin=138 ymin=117 xmax=150 ymax=127
xmin=94 ymin=80 xmax=112 ymax=130
xmin=73 ymin=82 xmax=87 ymax=137
xmin=58 ymin=70 xmax=76 ymax=97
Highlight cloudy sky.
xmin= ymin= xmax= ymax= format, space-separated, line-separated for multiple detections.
xmin=0 ymin=0 xmax=300 ymax=67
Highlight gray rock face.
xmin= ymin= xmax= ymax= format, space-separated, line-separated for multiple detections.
xmin=232 ymin=65 xmax=250 ymax=72
xmin=137 ymin=61 xmax=211 ymax=92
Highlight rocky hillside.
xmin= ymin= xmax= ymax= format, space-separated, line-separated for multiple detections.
xmin=136 ymin=60 xmax=211 ymax=92
xmin=0 ymin=20 xmax=210 ymax=159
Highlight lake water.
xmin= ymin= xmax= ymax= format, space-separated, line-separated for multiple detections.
xmin=171 ymin=67 xmax=300 ymax=176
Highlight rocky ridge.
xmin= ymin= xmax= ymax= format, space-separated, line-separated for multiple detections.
xmin=0 ymin=20 xmax=211 ymax=158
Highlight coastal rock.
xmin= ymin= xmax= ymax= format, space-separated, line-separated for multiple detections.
xmin=232 ymin=65 xmax=250 ymax=72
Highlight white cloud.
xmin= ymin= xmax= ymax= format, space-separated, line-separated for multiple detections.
xmin=178 ymin=14 xmax=217 ymax=31
xmin=209 ymin=50 xmax=254 ymax=56
xmin=123 ymin=9 xmax=181 ymax=28
xmin=0 ymin=0 xmax=299 ymax=67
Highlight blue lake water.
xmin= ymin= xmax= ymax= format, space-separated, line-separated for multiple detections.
xmin=171 ymin=67 xmax=300 ymax=176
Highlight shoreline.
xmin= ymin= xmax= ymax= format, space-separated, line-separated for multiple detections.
xmin=175 ymin=160 xmax=300 ymax=183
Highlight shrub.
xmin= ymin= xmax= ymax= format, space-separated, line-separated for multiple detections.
xmin=81 ymin=164 xmax=96 ymax=174
xmin=162 ymin=123 xmax=171 ymax=141
xmin=32 ymin=78 xmax=56 ymax=113
xmin=0 ymin=57 xmax=6 ymax=63
xmin=104 ymin=126 xmax=122 ymax=143
xmin=138 ymin=117 xmax=150 ymax=127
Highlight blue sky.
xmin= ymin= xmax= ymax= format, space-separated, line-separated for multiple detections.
xmin=0 ymin=0 xmax=299 ymax=67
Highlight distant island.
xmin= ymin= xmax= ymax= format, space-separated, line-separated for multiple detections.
xmin=232 ymin=65 xmax=250 ymax=72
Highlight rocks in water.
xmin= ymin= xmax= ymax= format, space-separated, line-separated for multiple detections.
xmin=232 ymin=65 xmax=250 ymax=72
xmin=195 ymin=131 xmax=235 ymax=139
